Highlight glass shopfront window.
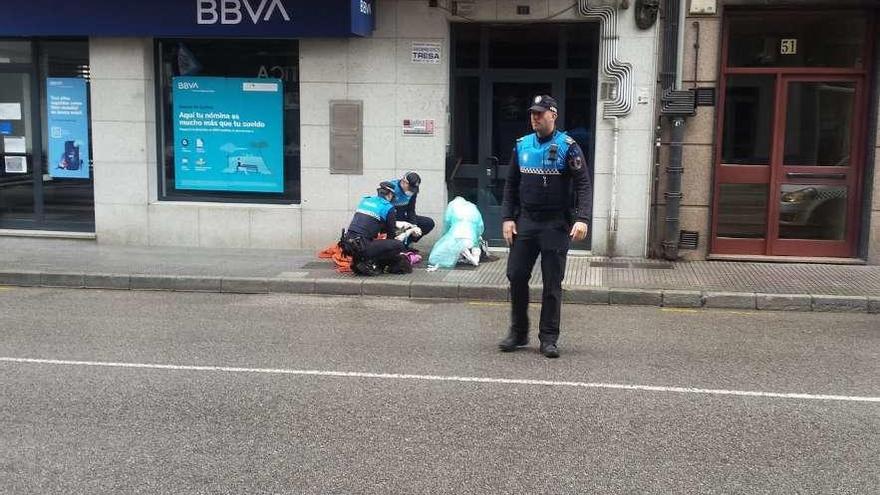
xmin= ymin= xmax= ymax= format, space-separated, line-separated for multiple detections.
xmin=156 ymin=39 xmax=300 ymax=203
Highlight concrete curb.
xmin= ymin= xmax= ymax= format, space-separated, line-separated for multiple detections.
xmin=610 ymin=288 xmax=662 ymax=307
xmin=176 ymin=276 xmax=222 ymax=292
xmin=0 ymin=271 xmax=41 ymax=286
xmin=221 ymin=277 xmax=269 ymax=294
xmin=85 ymin=274 xmax=131 ymax=290
xmin=411 ymin=282 xmax=458 ymax=299
xmin=40 ymin=272 xmax=85 ymax=288
xmin=757 ymin=293 xmax=812 ymax=312
xmin=563 ymin=287 xmax=609 ymax=305
xmin=130 ymin=274 xmax=173 ymax=291
xmin=661 ymin=290 xmax=703 ymax=308
xmin=811 ymin=295 xmax=869 ymax=313
xmin=459 ymin=284 xmax=508 ymax=302
xmin=869 ymin=297 xmax=880 ymax=314
xmin=0 ymin=270 xmax=877 ymax=315
xmin=362 ymin=279 xmax=411 ymax=297
xmin=703 ymin=292 xmax=757 ymax=310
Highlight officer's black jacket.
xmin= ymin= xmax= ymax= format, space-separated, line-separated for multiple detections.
xmin=394 ymin=193 xmax=417 ymax=223
xmin=347 ymin=201 xmax=398 ymax=240
xmin=501 ymin=130 xmax=593 ymax=223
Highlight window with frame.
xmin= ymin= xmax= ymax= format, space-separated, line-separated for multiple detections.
xmin=156 ymin=39 xmax=300 ymax=203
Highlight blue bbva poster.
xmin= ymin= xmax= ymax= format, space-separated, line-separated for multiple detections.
xmin=172 ymin=77 xmax=283 ymax=193
xmin=46 ymin=78 xmax=90 ymax=179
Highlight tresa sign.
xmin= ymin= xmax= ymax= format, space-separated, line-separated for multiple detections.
xmin=0 ymin=0 xmax=373 ymax=37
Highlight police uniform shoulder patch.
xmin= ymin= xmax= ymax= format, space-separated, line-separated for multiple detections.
xmin=516 ymin=136 xmax=525 ymax=143
xmin=565 ymin=136 xmax=575 ymax=145
xmin=570 ymin=151 xmax=584 ymax=170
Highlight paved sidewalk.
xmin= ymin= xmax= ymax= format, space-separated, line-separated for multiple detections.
xmin=0 ymin=237 xmax=877 ymax=314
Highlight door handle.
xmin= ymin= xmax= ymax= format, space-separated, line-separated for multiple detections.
xmin=486 ymin=156 xmax=500 ymax=179
xmin=785 ymin=172 xmax=846 ymax=180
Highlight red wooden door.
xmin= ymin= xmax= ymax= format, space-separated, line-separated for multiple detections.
xmin=710 ymin=10 xmax=873 ymax=258
xmin=769 ymin=76 xmax=865 ymax=257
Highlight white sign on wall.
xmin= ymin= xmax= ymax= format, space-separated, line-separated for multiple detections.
xmin=411 ymin=42 xmax=441 ymax=64
xmin=689 ymin=0 xmax=717 ymax=14
xmin=403 ymin=119 xmax=435 ymax=136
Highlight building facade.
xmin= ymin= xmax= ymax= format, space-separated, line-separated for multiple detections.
xmin=654 ymin=0 xmax=879 ymax=263
xmin=0 ymin=0 xmax=878 ymax=263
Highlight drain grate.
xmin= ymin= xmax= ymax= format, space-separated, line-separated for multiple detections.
xmin=631 ymin=262 xmax=674 ymax=270
xmin=590 ymin=262 xmax=630 ymax=269
xmin=300 ymin=261 xmax=335 ymax=269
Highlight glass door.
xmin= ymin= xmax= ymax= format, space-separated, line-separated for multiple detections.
xmin=711 ymin=11 xmax=871 ymax=258
xmin=449 ymin=23 xmax=599 ymax=249
xmin=481 ymin=80 xmax=555 ymax=245
xmin=0 ymin=40 xmax=93 ymax=232
xmin=0 ymin=70 xmax=38 ymax=228
xmin=770 ymin=77 xmax=863 ymax=257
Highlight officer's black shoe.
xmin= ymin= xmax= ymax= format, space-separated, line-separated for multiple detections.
xmin=498 ymin=332 xmax=529 ymax=352
xmin=352 ymin=260 xmax=381 ymax=276
xmin=386 ymin=254 xmax=413 ymax=274
xmin=540 ymin=342 xmax=560 ymax=358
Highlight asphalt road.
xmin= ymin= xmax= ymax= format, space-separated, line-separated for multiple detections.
xmin=1 ymin=287 xmax=878 ymax=494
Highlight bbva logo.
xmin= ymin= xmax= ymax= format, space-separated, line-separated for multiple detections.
xmin=177 ymin=81 xmax=200 ymax=90
xmin=197 ymin=0 xmax=291 ymax=25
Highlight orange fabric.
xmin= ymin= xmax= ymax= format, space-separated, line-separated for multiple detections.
xmin=317 ymin=232 xmax=386 ymax=274
xmin=318 ymin=243 xmax=353 ymax=273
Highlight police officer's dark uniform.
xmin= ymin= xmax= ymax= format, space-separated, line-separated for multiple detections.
xmin=499 ymin=95 xmax=592 ymax=358
xmin=342 ymin=181 xmax=411 ymax=275
xmin=386 ymin=172 xmax=435 ymax=245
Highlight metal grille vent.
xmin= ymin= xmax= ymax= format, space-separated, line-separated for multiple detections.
xmin=678 ymin=230 xmax=699 ymax=250
xmin=694 ymin=87 xmax=716 ymax=106
xmin=516 ymin=5 xmax=530 ymax=14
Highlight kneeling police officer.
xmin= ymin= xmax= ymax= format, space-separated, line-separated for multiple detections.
xmin=341 ymin=181 xmax=411 ymax=276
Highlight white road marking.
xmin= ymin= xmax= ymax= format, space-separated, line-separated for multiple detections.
xmin=2 ymin=356 xmax=878 ymax=404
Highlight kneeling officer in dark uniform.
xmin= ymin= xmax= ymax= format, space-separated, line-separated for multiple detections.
xmin=342 ymin=181 xmax=411 ymax=276
xmin=499 ymin=95 xmax=592 ymax=358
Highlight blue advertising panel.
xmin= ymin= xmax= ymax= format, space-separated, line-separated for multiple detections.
xmin=46 ymin=78 xmax=90 ymax=179
xmin=173 ymin=77 xmax=284 ymax=193
xmin=0 ymin=0 xmax=373 ymax=37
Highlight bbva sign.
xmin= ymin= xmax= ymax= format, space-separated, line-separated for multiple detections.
xmin=197 ymin=0 xmax=291 ymax=25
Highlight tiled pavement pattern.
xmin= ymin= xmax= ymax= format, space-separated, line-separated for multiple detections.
xmin=1 ymin=237 xmax=878 ymax=297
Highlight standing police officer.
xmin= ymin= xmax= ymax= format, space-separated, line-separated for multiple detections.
xmin=386 ymin=172 xmax=435 ymax=246
xmin=343 ymin=181 xmax=411 ymax=275
xmin=499 ymin=95 xmax=592 ymax=358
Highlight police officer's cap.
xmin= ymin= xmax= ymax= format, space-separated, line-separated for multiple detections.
xmin=377 ymin=181 xmax=396 ymax=197
xmin=403 ymin=171 xmax=421 ymax=193
xmin=528 ymin=95 xmax=558 ymax=114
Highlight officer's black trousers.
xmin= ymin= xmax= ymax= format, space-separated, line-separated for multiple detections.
xmin=506 ymin=215 xmax=570 ymax=344
xmin=360 ymin=238 xmax=407 ymax=264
